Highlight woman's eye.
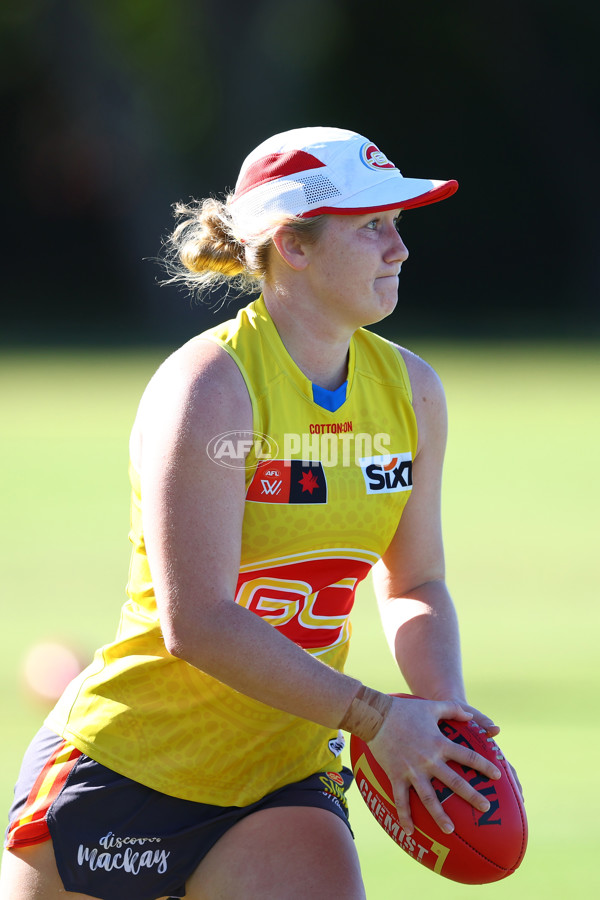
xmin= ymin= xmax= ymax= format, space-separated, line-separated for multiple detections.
xmin=366 ymin=219 xmax=379 ymax=231
xmin=394 ymin=215 xmax=403 ymax=232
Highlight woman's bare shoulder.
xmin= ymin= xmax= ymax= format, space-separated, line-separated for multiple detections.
xmin=393 ymin=343 xmax=445 ymax=401
xmin=391 ymin=343 xmax=447 ymax=455
xmin=130 ymin=337 xmax=251 ymax=469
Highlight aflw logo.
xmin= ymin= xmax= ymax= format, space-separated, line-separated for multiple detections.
xmin=359 ymin=453 xmax=413 ymax=494
xmin=247 ymin=460 xmax=327 ymax=504
xmin=260 ymin=476 xmax=283 ymax=496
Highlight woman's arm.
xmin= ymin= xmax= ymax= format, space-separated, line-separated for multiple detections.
xmin=373 ymin=349 xmax=494 ymax=710
xmin=364 ymin=348 xmax=500 ymax=832
xmin=136 ymin=338 xmax=361 ymax=727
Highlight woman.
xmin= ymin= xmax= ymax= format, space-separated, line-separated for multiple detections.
xmin=1 ymin=126 xmax=502 ymax=900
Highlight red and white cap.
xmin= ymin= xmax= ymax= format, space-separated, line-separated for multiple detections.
xmin=229 ymin=126 xmax=458 ymax=242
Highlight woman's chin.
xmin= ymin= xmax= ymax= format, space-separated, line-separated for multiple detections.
xmin=370 ymin=287 xmax=399 ymax=323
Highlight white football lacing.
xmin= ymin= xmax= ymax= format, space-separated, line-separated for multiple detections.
xmin=467 ymin=720 xmax=504 ymax=760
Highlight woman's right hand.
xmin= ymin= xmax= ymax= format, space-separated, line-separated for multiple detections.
xmin=367 ymin=697 xmax=502 ymax=836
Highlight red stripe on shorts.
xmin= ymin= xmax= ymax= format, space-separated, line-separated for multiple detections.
xmin=6 ymin=740 xmax=82 ymax=848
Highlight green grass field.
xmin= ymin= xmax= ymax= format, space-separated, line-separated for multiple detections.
xmin=1 ymin=343 xmax=599 ymax=896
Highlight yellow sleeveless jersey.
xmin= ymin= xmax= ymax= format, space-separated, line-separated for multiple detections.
xmin=46 ymin=296 xmax=418 ymax=806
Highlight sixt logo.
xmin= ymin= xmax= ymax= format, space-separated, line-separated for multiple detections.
xmin=359 ymin=142 xmax=397 ymax=171
xmin=359 ymin=453 xmax=413 ymax=494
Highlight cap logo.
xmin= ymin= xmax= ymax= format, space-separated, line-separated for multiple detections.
xmin=359 ymin=142 xmax=397 ymax=172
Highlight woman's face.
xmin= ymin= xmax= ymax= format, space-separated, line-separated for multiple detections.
xmin=303 ymin=209 xmax=409 ymax=331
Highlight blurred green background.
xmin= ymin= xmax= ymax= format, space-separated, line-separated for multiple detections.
xmin=1 ymin=1 xmax=599 ymax=896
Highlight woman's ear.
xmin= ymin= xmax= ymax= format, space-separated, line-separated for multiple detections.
xmin=271 ymin=226 xmax=310 ymax=271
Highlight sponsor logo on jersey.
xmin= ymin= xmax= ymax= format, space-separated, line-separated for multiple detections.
xmin=359 ymin=142 xmax=397 ymax=172
xmin=308 ymin=421 xmax=353 ymax=434
xmin=246 ymin=459 xmax=327 ymax=504
xmin=359 ymin=452 xmax=413 ymax=494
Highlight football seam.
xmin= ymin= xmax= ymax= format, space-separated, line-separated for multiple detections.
xmin=471 ymin=728 xmax=528 ymax=867
xmin=499 ymin=756 xmax=528 ymax=866
xmin=466 ymin=728 xmax=528 ymax=871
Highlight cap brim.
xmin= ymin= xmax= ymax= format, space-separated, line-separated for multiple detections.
xmin=397 ymin=178 xmax=459 ymax=210
xmin=303 ymin=177 xmax=459 ymax=217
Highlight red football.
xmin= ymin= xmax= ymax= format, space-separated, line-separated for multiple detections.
xmin=350 ymin=695 xmax=527 ymax=884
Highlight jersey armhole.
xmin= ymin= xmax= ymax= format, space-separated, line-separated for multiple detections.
xmin=392 ymin=346 xmax=414 ymax=405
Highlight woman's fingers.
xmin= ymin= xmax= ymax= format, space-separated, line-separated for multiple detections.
xmin=408 ymin=777 xmax=455 ymax=835
xmin=438 ymin=764 xmax=494 ymax=812
xmin=449 ymin=741 xmax=502 ymax=784
xmin=455 ymin=701 xmax=501 ymax=737
xmin=393 ymin=755 xmax=498 ymax=837
xmin=391 ymin=782 xmax=415 ymax=836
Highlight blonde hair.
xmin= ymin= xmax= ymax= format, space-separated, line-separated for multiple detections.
xmin=162 ymin=196 xmax=325 ymax=301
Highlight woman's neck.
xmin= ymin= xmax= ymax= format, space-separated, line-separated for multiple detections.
xmin=262 ymin=288 xmax=351 ymax=390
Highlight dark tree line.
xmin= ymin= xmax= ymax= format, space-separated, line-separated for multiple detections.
xmin=2 ymin=0 xmax=598 ymax=343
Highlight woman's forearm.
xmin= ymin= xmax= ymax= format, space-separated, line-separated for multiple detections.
xmin=378 ymin=580 xmax=467 ymax=702
xmin=165 ymin=595 xmax=362 ymax=728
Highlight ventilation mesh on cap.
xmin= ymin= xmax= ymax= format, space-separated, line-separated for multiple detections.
xmin=242 ymin=174 xmax=342 ymax=215
xmin=231 ymin=172 xmax=344 ymax=239
xmin=299 ymin=174 xmax=342 ymax=205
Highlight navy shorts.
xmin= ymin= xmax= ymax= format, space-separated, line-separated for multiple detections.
xmin=5 ymin=727 xmax=354 ymax=900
